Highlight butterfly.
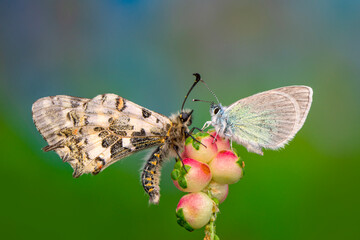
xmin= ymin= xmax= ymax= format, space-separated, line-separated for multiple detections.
xmin=197 ymin=79 xmax=313 ymax=155
xmin=32 ymin=75 xmax=201 ymax=204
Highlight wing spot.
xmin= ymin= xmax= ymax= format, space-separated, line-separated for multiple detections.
xmin=101 ymin=94 xmax=107 ymax=104
xmin=102 ymin=135 xmax=118 ymax=148
xmin=94 ymin=127 xmax=104 ymax=132
xmin=71 ymin=100 xmax=80 ymax=108
xmin=109 ymin=125 xmax=130 ymax=135
xmin=116 ymin=97 xmax=127 ymax=112
xmin=142 ymin=108 xmax=152 ymax=118
xmin=66 ymin=112 xmax=71 ymax=121
xmin=92 ymin=157 xmax=105 ymax=175
xmin=67 ymin=111 xmax=80 ymax=126
xmin=132 ymin=128 xmax=146 ymax=136
xmin=110 ymin=139 xmax=123 ymax=155
xmin=110 ymin=140 xmax=132 ymax=158
xmin=98 ymin=131 xmax=110 ymax=138
xmin=116 ymin=97 xmax=124 ymax=111
xmin=83 ymin=102 xmax=88 ymax=110
xmin=84 ymin=117 xmax=89 ymax=125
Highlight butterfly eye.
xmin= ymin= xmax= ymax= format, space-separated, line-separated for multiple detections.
xmin=180 ymin=110 xmax=193 ymax=122
xmin=214 ymin=108 xmax=220 ymax=115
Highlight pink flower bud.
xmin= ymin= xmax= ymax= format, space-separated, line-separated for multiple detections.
xmin=176 ymin=192 xmax=214 ymax=230
xmin=209 ymin=150 xmax=243 ymax=184
xmin=182 ymin=132 xmax=218 ymax=164
xmin=172 ymin=158 xmax=212 ymax=192
xmin=203 ymin=181 xmax=229 ymax=204
xmin=208 ymin=130 xmax=231 ymax=152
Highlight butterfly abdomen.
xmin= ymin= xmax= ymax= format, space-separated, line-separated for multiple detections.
xmin=141 ymin=146 xmax=166 ymax=204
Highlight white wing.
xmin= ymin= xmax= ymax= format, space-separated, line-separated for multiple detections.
xmin=32 ymin=94 xmax=171 ymax=177
xmin=224 ymin=86 xmax=313 ymax=155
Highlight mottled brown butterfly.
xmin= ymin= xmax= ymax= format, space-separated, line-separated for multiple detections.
xmin=32 ymin=74 xmax=202 ymax=204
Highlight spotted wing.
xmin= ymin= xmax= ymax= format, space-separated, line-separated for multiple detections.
xmin=224 ymin=86 xmax=313 ymax=155
xmin=32 ymin=94 xmax=172 ymax=177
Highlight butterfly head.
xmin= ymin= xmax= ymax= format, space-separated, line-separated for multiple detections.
xmin=210 ymin=103 xmax=224 ymax=118
xmin=179 ymin=109 xmax=193 ymax=127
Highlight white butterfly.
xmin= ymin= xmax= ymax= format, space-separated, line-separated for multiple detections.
xmin=201 ymin=85 xmax=313 ymax=155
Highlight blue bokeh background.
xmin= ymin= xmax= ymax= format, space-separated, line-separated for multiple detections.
xmin=0 ymin=1 xmax=359 ymax=239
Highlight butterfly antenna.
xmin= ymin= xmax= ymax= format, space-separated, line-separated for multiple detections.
xmin=193 ymin=99 xmax=213 ymax=104
xmin=199 ymin=79 xmax=220 ymax=104
xmin=181 ymin=73 xmax=202 ymax=111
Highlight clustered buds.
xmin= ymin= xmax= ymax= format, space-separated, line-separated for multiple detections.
xmin=172 ymin=158 xmax=212 ymax=192
xmin=209 ymin=150 xmax=243 ymax=184
xmin=176 ymin=192 xmax=214 ymax=231
xmin=172 ymin=131 xmax=244 ymax=234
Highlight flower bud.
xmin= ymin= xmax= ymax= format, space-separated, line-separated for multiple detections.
xmin=172 ymin=158 xmax=212 ymax=192
xmin=209 ymin=130 xmax=231 ymax=152
xmin=209 ymin=150 xmax=243 ymax=184
xmin=203 ymin=181 xmax=229 ymax=204
xmin=182 ymin=132 xmax=218 ymax=164
xmin=176 ymin=192 xmax=214 ymax=230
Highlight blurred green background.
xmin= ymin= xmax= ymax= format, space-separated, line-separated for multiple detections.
xmin=0 ymin=1 xmax=359 ymax=239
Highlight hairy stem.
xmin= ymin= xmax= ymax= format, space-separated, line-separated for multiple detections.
xmin=204 ymin=191 xmax=219 ymax=240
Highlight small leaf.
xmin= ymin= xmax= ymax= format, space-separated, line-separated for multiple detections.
xmin=176 ymin=208 xmax=195 ymax=232
xmin=174 ymin=160 xmax=182 ymax=170
xmin=192 ymin=139 xmax=201 ymax=150
xmin=236 ymin=157 xmax=243 ymax=168
xmin=212 ymin=197 xmax=220 ymax=205
xmin=236 ymin=158 xmax=244 ymax=177
xmin=176 ymin=208 xmax=185 ymax=219
xmin=178 ymin=176 xmax=188 ymax=189
xmin=183 ymin=222 xmax=195 ymax=232
xmin=190 ymin=131 xmax=210 ymax=150
xmin=185 ymin=137 xmax=193 ymax=145
xmin=195 ymin=132 xmax=210 ymax=138
xmin=176 ymin=219 xmax=194 ymax=232
xmin=177 ymin=218 xmax=185 ymax=227
xmin=171 ymin=169 xmax=180 ymax=180
xmin=214 ymin=234 xmax=220 ymax=240
xmin=180 ymin=165 xmax=191 ymax=175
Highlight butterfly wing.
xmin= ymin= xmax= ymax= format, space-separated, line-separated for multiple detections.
xmin=32 ymin=94 xmax=171 ymax=177
xmin=223 ymin=86 xmax=313 ymax=155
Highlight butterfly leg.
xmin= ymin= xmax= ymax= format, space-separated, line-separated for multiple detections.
xmin=212 ymin=130 xmax=221 ymax=144
xmin=141 ymin=146 xmax=164 ymax=204
xmin=173 ymin=145 xmax=190 ymax=173
xmin=185 ymin=131 xmax=207 ymax=148
xmin=223 ymin=132 xmax=233 ymax=150
xmin=188 ymin=127 xmax=205 ymax=134
xmin=202 ymin=121 xmax=212 ymax=130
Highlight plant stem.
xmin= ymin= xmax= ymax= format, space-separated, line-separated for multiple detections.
xmin=204 ymin=191 xmax=219 ymax=240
